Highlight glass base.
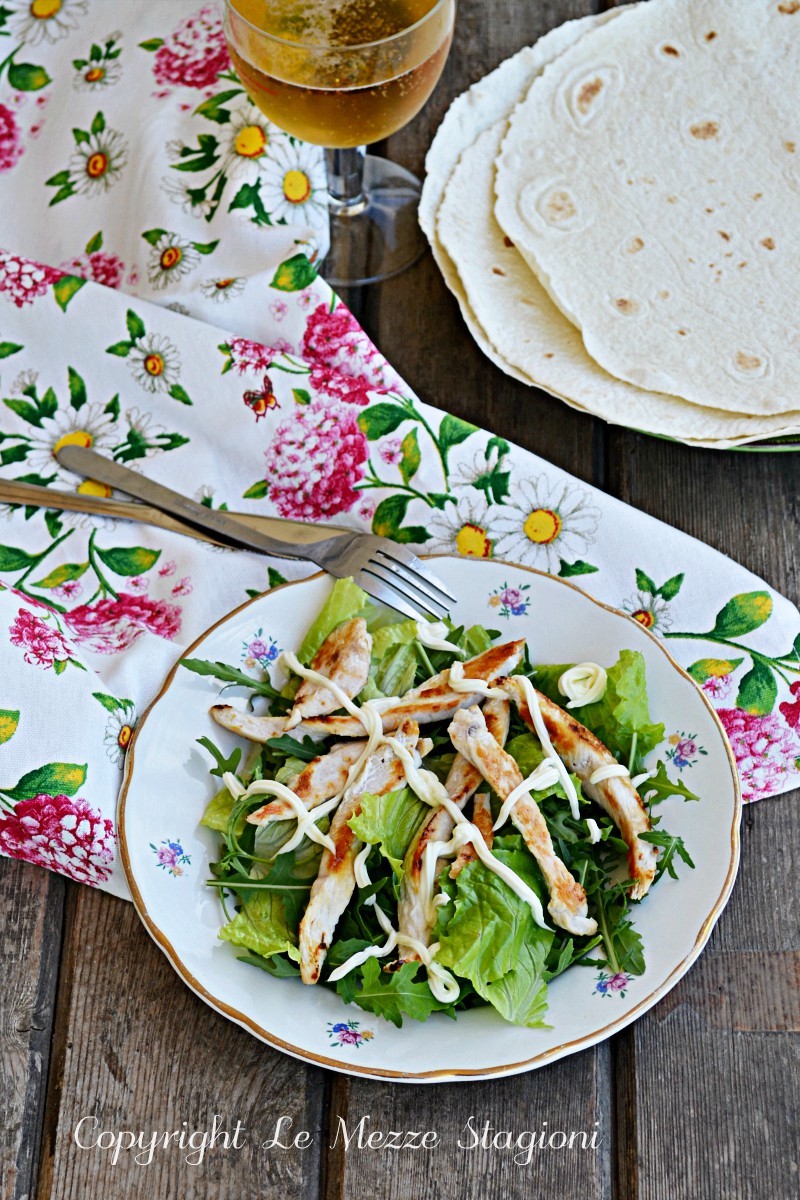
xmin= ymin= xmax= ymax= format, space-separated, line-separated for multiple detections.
xmin=321 ymin=154 xmax=426 ymax=288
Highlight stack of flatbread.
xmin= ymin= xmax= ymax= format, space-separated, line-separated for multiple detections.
xmin=420 ymin=0 xmax=800 ymax=448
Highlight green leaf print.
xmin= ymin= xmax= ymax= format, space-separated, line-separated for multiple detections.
xmin=0 ymin=545 xmax=37 ymax=571
xmin=168 ymin=384 xmax=192 ymax=406
xmin=95 ymin=546 xmax=160 ymax=576
xmin=736 ymin=660 xmax=778 ymax=716
xmin=657 ymin=573 xmax=685 ymax=600
xmin=106 ymin=340 xmax=133 ymax=357
xmin=126 ymin=309 xmax=146 ymax=341
xmin=372 ymin=495 xmax=430 ymax=544
xmin=68 ymin=367 xmax=87 ymax=410
xmin=635 ymin=568 xmax=656 ymax=594
xmin=3 ymin=762 xmax=87 ymax=802
xmin=437 ymin=414 xmax=478 ymax=469
xmin=33 ymin=562 xmax=89 ymax=589
xmin=90 ymin=111 xmax=106 ymax=136
xmin=7 ymin=62 xmax=51 ymax=91
xmin=193 ymin=89 xmax=243 ymax=125
xmin=268 ymin=568 xmax=287 ymax=589
xmin=191 ymin=239 xmax=220 ymax=255
xmin=292 ymin=388 xmax=311 ymax=405
xmin=85 ymin=231 xmax=103 ymax=254
xmin=52 ymin=275 xmax=86 ymax=312
xmin=558 ymin=560 xmax=599 ymax=578
xmin=0 ymin=444 xmax=28 ymax=467
xmin=138 ymin=38 xmax=165 ymax=52
xmin=399 ymin=428 xmax=421 ymax=485
xmin=92 ymin=692 xmax=132 ymax=714
xmin=228 ymin=181 xmax=271 ymax=226
xmin=141 ymin=228 xmax=168 ymax=246
xmin=0 ymin=710 xmax=20 ymax=746
xmin=3 ymin=398 xmax=42 ymax=427
xmin=357 ymin=403 xmax=409 ymax=440
xmin=710 ymin=592 xmax=773 ymax=638
xmin=269 ymin=254 xmax=317 ymax=292
xmin=687 ymin=657 xmax=744 ymax=684
xmin=242 ymin=480 xmax=269 ymax=500
xmin=0 ymin=341 xmax=23 ymax=359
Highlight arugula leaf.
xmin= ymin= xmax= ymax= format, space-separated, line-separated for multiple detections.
xmin=237 ymin=950 xmax=301 ymax=978
xmin=347 ymin=957 xmax=453 ymax=1027
xmin=182 ymin=657 xmax=282 ymax=698
xmin=640 ymin=830 xmax=696 ymax=881
xmin=535 ymin=651 xmax=664 ymax=771
xmin=261 ymin=734 xmax=319 ymax=763
xmin=218 ymin=890 xmax=300 ymax=959
xmin=297 ymin=576 xmax=368 ymax=664
xmin=196 ymin=735 xmax=242 ymax=779
xmin=638 ymin=760 xmax=700 ymax=806
xmin=584 ymin=874 xmax=645 ymax=976
xmin=348 ymin=787 xmax=428 ymax=877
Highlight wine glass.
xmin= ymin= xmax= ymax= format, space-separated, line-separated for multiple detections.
xmin=222 ymin=0 xmax=456 ymax=287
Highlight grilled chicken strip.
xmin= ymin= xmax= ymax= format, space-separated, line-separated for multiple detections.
xmin=298 ymin=719 xmax=421 ymax=985
xmin=397 ymin=697 xmax=511 ymax=960
xmin=285 ymin=617 xmax=372 ymax=729
xmin=449 ymin=706 xmax=597 ymax=936
xmin=297 ymin=639 xmax=525 ymax=739
xmin=247 ymin=740 xmax=366 ymax=825
xmin=503 ymin=677 xmax=657 ymax=900
xmin=450 ymin=793 xmax=494 ymax=879
xmin=209 ymin=707 xmax=292 ymax=744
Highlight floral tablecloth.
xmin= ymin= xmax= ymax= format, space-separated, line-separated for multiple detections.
xmin=1 ymin=1 xmax=799 ymax=901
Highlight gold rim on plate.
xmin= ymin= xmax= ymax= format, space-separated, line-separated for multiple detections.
xmin=118 ymin=557 xmax=742 ymax=1081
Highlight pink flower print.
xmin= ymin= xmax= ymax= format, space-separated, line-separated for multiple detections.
xmin=779 ymin=681 xmax=800 ymax=730
xmin=379 ymin=437 xmax=403 ymax=466
xmin=357 ymin=498 xmax=375 ymax=523
xmin=308 ymin=363 xmax=373 ymax=407
xmin=151 ymin=838 xmax=191 ymax=876
xmin=9 ymin=609 xmax=71 ymax=669
xmin=158 ymin=559 xmax=177 ymax=577
xmin=269 ymin=338 xmax=293 ymax=357
xmin=152 ymin=4 xmax=230 ymax=91
xmin=0 ymin=103 xmax=23 ymax=173
xmin=302 ymin=302 xmax=402 ymax=396
xmin=718 ymin=707 xmax=800 ymax=801
xmin=129 ymin=575 xmax=149 ymax=593
xmin=60 ymin=249 xmax=125 ymax=290
xmin=297 ymin=293 xmax=312 ymax=311
xmin=0 ymin=251 xmax=62 ymax=308
xmin=0 ymin=794 xmax=115 ymax=886
xmin=54 ymin=579 xmax=83 ymax=601
xmin=702 ymin=673 xmax=734 ymax=703
xmin=262 ymin=396 xmax=368 ymax=521
xmin=269 ymin=300 xmax=288 ymax=323
xmin=171 ymin=577 xmax=193 ymax=596
xmin=64 ymin=592 xmax=182 ymax=655
xmin=228 ymin=336 xmax=274 ymax=375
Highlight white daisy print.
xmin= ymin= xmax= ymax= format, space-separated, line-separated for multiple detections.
xmin=104 ymin=707 xmax=136 ymax=765
xmin=161 ymin=173 xmax=215 ymax=219
xmin=622 ymin=590 xmax=674 ymax=635
xmin=260 ymin=139 xmax=327 ymax=225
xmin=6 ymin=0 xmax=88 ymax=46
xmin=200 ymin=276 xmax=246 ymax=304
xmin=10 ymin=369 xmax=39 ymax=396
xmin=147 ymin=232 xmax=200 ymax=290
xmin=68 ymin=124 xmax=128 ymax=196
xmin=73 ymin=55 xmax=123 ymax=92
xmin=220 ymin=102 xmax=281 ymax=182
xmin=27 ymin=401 xmax=117 ymax=487
xmin=490 ymin=476 xmax=601 ymax=573
xmin=427 ymin=494 xmax=496 ymax=559
xmin=451 ymin=442 xmax=509 ymax=490
xmin=127 ymin=333 xmax=181 ymax=394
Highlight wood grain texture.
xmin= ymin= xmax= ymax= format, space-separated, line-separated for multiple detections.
xmin=0 ymin=861 xmax=64 ymax=1200
xmin=35 ymin=885 xmax=325 ymax=1200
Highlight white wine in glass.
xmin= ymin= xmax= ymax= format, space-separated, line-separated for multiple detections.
xmin=223 ymin=0 xmax=456 ymax=285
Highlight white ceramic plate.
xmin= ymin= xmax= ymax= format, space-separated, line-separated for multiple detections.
xmin=119 ymin=557 xmax=741 ymax=1082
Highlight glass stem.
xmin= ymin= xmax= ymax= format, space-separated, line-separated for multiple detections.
xmin=325 ymin=146 xmax=368 ymax=216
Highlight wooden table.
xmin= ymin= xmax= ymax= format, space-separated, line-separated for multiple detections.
xmin=2 ymin=3 xmax=798 ymax=1197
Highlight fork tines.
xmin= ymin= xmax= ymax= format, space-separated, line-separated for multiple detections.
xmin=355 ymin=546 xmax=456 ymax=622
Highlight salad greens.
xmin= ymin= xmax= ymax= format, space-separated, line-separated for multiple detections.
xmin=182 ymin=578 xmax=699 ymax=1031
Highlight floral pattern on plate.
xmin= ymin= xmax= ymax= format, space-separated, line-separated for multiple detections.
xmin=327 ymin=1020 xmax=374 ymax=1049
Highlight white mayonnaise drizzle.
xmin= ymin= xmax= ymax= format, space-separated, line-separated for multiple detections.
xmin=447 ymin=659 xmax=508 ymax=701
xmin=585 ymin=818 xmax=602 ymax=844
xmin=557 ymin=662 xmax=608 ymax=709
xmin=630 ymin=769 xmax=655 ymax=791
xmin=385 ymin=737 xmax=549 ymax=930
xmin=588 ymin=763 xmax=630 ymax=786
xmin=221 ymin=772 xmax=338 ymax=854
xmin=513 ymin=676 xmax=581 ymax=821
xmin=492 ymin=760 xmax=562 ymax=831
xmin=414 ymin=621 xmax=465 ymax=656
xmin=353 ymin=843 xmax=372 ymax=889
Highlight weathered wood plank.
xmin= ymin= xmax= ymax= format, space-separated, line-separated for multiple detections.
xmin=35 ymin=884 xmax=326 ymax=1200
xmin=0 ymin=860 xmax=64 ymax=1200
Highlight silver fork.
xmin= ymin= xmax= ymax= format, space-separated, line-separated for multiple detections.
xmin=56 ymin=445 xmax=456 ymax=621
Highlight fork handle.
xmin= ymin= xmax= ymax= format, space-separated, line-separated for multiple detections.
xmin=56 ymin=445 xmax=317 ymax=562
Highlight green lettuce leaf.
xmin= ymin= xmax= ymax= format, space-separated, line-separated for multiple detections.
xmin=297 ymin=576 xmax=369 ymax=664
xmin=436 ymin=835 xmax=553 ymax=1026
xmin=200 ymin=786 xmax=244 ymax=834
xmin=348 ymin=787 xmax=428 ymax=877
xmin=535 ymin=651 xmax=664 ymax=771
xmin=218 ymin=889 xmax=299 ymax=960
